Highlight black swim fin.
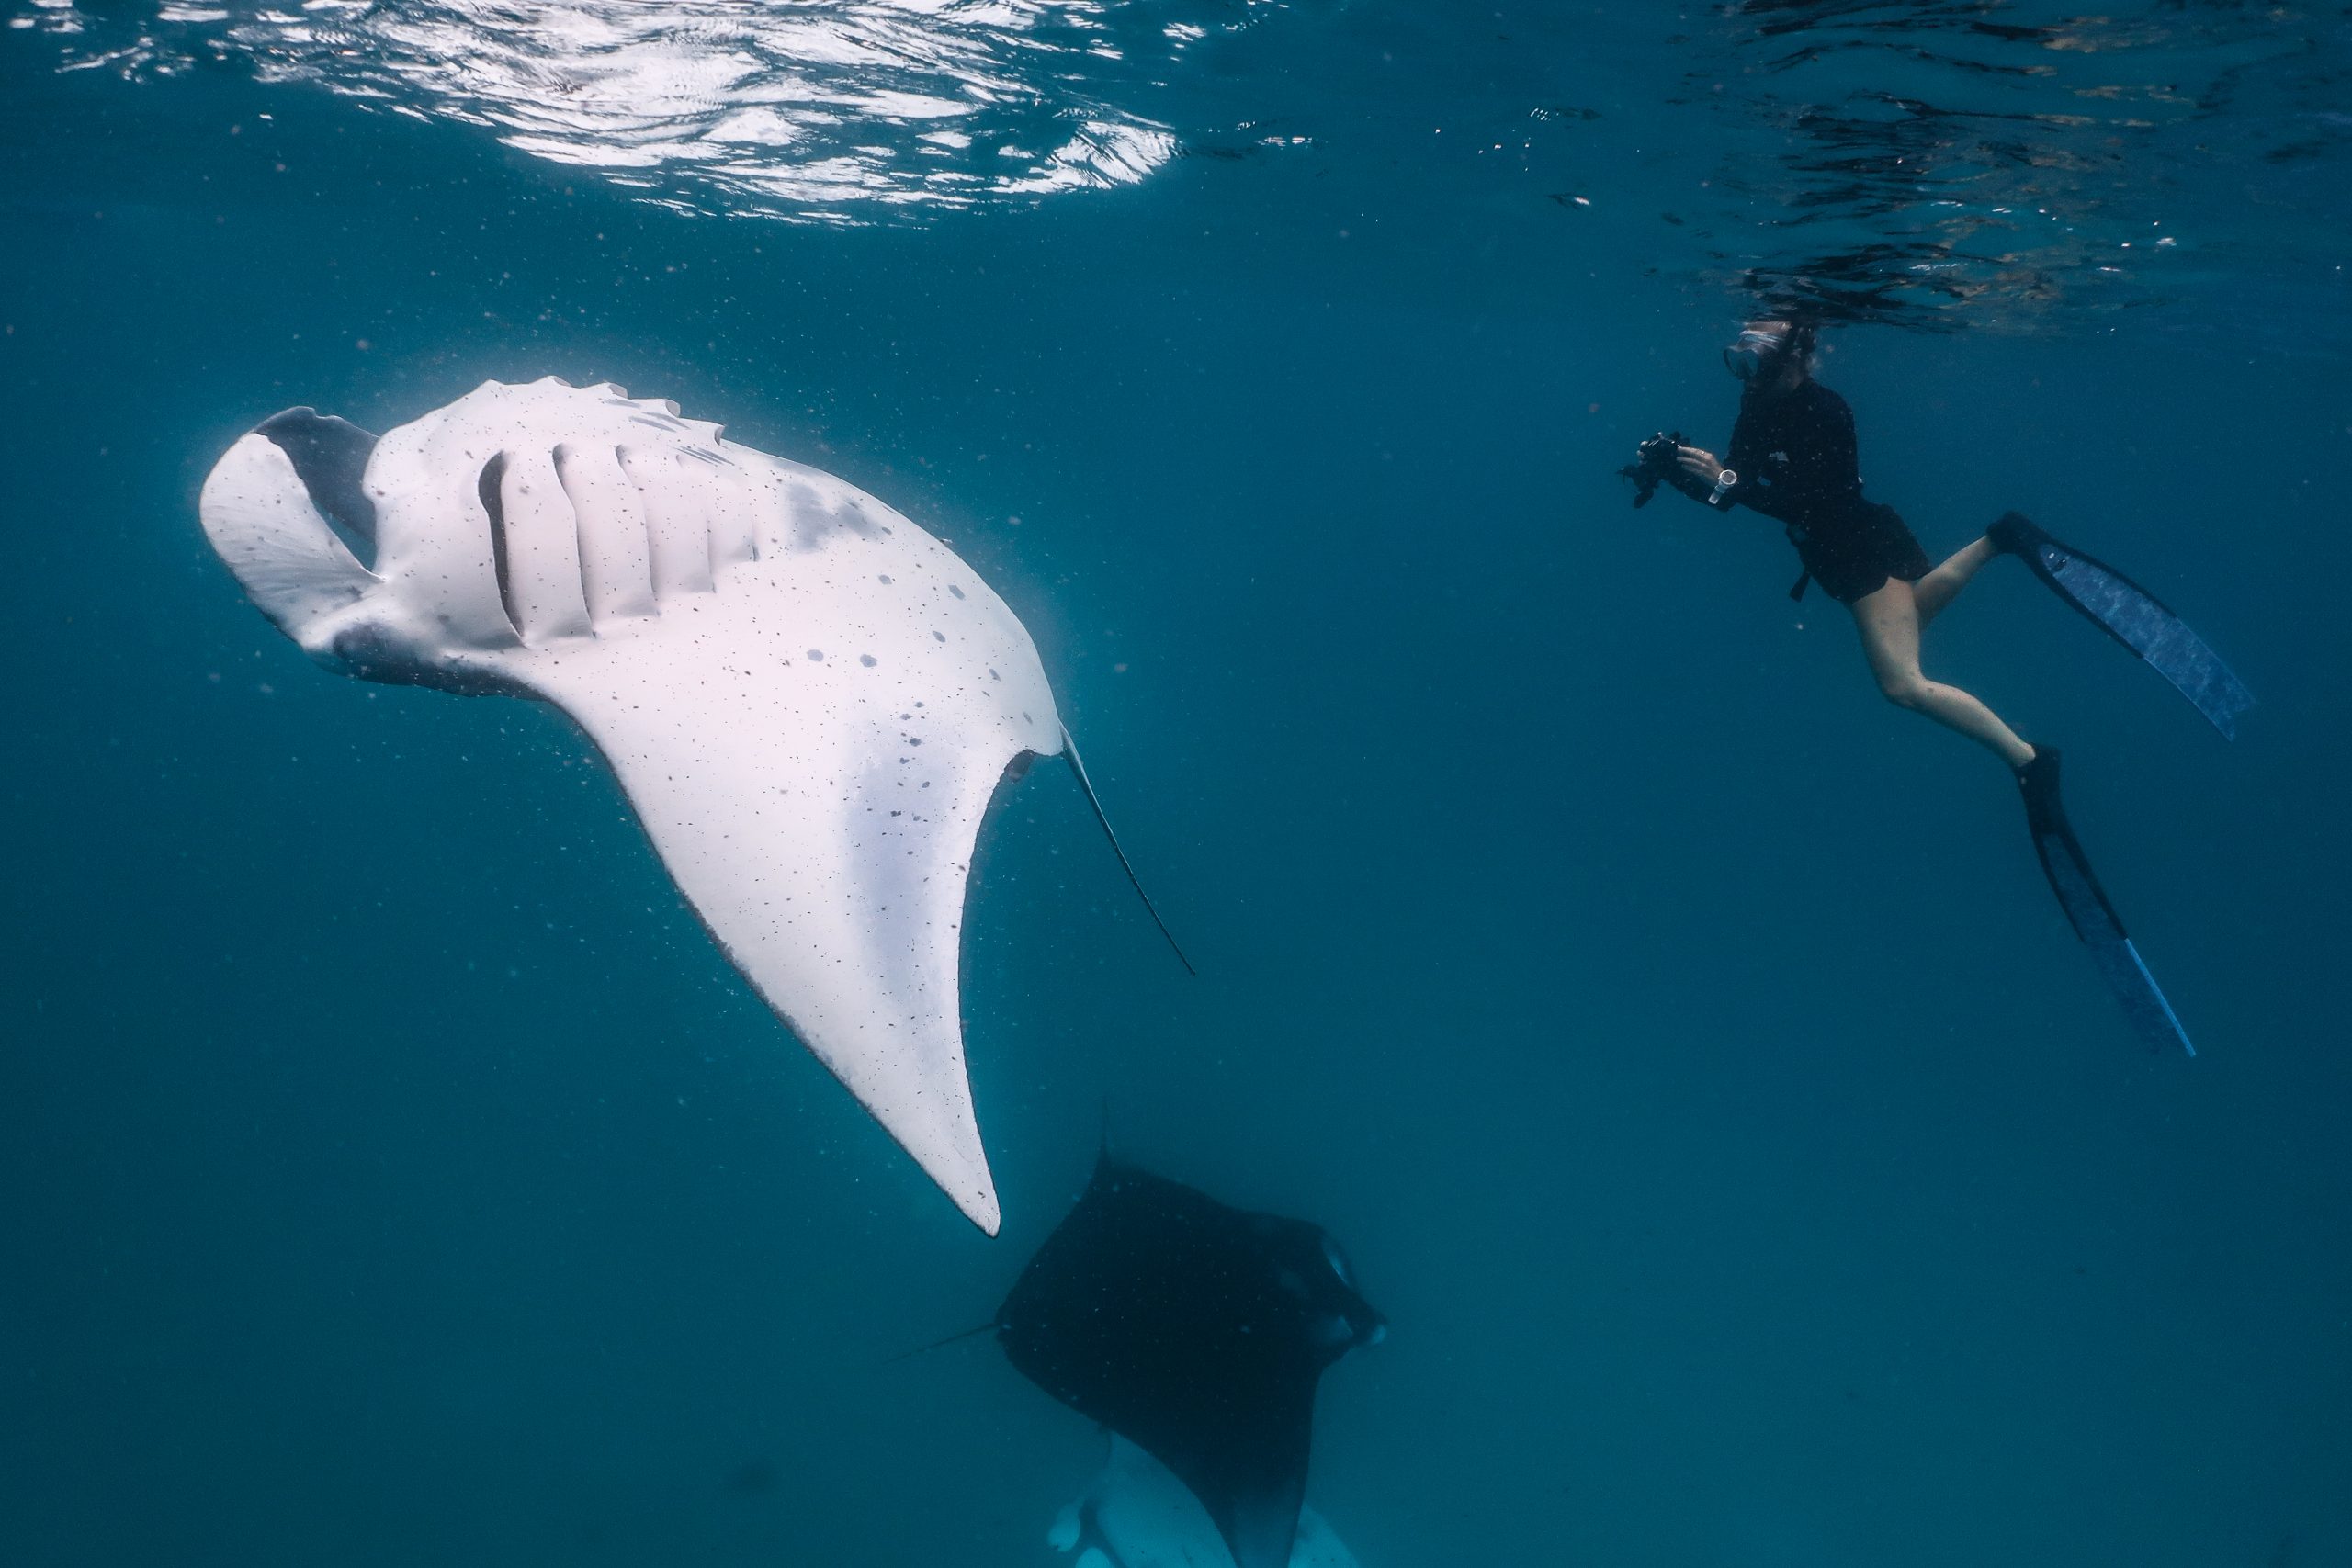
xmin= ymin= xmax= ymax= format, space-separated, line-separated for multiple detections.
xmin=2014 ymin=748 xmax=2195 ymax=1055
xmin=1988 ymin=513 xmax=2253 ymax=739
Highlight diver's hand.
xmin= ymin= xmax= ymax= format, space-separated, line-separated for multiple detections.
xmin=1675 ymin=446 xmax=1725 ymax=482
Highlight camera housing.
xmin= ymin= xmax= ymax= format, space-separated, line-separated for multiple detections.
xmin=1619 ymin=430 xmax=1685 ymax=508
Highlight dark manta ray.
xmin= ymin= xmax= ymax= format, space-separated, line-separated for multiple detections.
xmin=996 ymin=1156 xmax=1385 ymax=1568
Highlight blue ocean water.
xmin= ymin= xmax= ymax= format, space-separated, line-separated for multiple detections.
xmin=3 ymin=4 xmax=2349 ymax=1565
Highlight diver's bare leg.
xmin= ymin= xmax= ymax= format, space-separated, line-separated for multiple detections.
xmin=1852 ymin=579 xmax=2034 ymax=767
xmin=1914 ymin=535 xmax=1996 ymax=627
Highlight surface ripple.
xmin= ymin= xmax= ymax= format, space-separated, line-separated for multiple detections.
xmin=12 ymin=0 xmax=2350 ymax=340
xmin=11 ymin=0 xmax=1283 ymax=221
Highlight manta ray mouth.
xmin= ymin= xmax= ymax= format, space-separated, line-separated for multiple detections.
xmin=255 ymin=407 xmax=380 ymax=563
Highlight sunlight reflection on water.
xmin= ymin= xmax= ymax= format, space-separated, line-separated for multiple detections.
xmin=17 ymin=0 xmax=1281 ymax=221
xmin=13 ymin=0 xmax=2350 ymax=341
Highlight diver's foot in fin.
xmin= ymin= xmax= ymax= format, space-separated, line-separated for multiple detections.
xmin=1986 ymin=511 xmax=2049 ymax=558
xmin=1989 ymin=512 xmax=2253 ymax=739
xmin=2011 ymin=744 xmax=2196 ymax=1056
xmin=2013 ymin=742 xmax=2058 ymax=799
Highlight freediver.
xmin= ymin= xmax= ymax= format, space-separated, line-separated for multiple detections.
xmin=1623 ymin=317 xmax=2252 ymax=1054
xmin=1672 ymin=321 xmax=2035 ymax=762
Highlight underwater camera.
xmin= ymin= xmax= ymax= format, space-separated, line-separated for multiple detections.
xmin=1619 ymin=431 xmax=1684 ymax=509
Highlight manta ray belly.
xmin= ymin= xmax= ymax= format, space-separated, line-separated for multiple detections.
xmin=198 ymin=376 xmax=1062 ymax=1233
xmin=1054 ymin=1439 xmax=1363 ymax=1568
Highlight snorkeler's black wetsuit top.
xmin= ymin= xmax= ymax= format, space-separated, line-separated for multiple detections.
xmin=1683 ymin=378 xmax=1928 ymax=604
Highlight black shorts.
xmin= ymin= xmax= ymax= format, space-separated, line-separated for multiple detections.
xmin=1791 ymin=502 xmax=1930 ymax=604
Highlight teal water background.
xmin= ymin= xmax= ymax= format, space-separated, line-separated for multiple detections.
xmin=4 ymin=6 xmax=2350 ymax=1566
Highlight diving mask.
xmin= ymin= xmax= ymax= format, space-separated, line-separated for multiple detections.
xmin=1723 ymin=324 xmax=1792 ymax=382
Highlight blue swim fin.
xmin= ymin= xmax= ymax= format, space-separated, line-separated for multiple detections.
xmin=1989 ymin=512 xmax=2253 ymax=739
xmin=2015 ymin=748 xmax=2194 ymax=1055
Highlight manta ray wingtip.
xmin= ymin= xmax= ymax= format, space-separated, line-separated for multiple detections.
xmin=962 ymin=1182 xmax=1003 ymax=1236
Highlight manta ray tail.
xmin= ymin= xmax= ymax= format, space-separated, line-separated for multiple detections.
xmin=1061 ymin=725 xmax=1197 ymax=977
xmin=882 ymin=1321 xmax=999 ymax=1367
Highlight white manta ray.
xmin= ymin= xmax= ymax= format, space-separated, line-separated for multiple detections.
xmin=1051 ymin=1438 xmax=1364 ymax=1568
xmin=198 ymin=376 xmax=1182 ymax=1234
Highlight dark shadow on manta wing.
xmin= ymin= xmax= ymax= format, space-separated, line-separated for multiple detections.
xmin=996 ymin=1156 xmax=1385 ymax=1568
